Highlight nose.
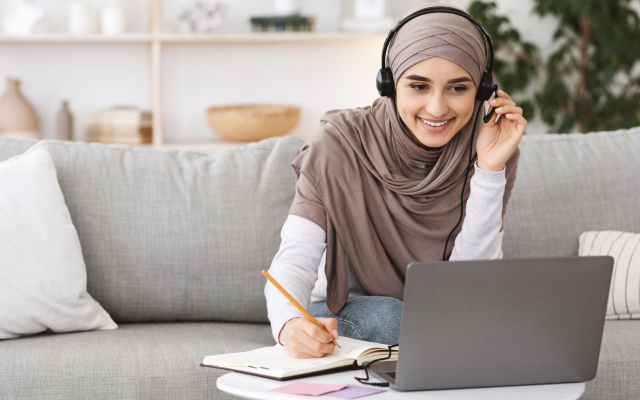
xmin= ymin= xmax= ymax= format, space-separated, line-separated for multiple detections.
xmin=425 ymin=92 xmax=449 ymax=119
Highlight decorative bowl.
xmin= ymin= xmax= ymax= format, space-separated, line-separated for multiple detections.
xmin=206 ymin=105 xmax=300 ymax=142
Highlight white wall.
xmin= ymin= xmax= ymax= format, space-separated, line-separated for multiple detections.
xmin=0 ymin=0 xmax=559 ymax=142
xmin=162 ymin=39 xmax=382 ymax=142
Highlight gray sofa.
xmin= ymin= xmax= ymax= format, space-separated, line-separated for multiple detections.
xmin=0 ymin=127 xmax=639 ymax=399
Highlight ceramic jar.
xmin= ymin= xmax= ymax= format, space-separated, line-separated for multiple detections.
xmin=0 ymin=78 xmax=40 ymax=139
xmin=69 ymin=2 xmax=98 ymax=34
xmin=273 ymin=0 xmax=300 ymax=15
xmin=101 ymin=0 xmax=125 ymax=35
xmin=55 ymin=100 xmax=73 ymax=141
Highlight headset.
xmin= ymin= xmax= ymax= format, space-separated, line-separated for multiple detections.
xmin=376 ymin=6 xmax=497 ymax=103
xmin=376 ymin=7 xmax=499 ymax=261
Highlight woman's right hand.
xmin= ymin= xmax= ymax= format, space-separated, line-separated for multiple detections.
xmin=279 ymin=317 xmax=339 ymax=358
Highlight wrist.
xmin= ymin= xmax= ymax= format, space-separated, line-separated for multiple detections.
xmin=278 ymin=317 xmax=300 ymax=345
xmin=477 ymin=159 xmax=504 ymax=172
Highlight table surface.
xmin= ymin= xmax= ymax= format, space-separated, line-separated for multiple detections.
xmin=216 ymin=370 xmax=586 ymax=400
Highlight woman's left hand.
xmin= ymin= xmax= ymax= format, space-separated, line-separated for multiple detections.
xmin=476 ymin=89 xmax=527 ymax=171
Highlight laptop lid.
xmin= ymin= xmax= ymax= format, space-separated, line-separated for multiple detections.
xmin=392 ymin=256 xmax=613 ymax=391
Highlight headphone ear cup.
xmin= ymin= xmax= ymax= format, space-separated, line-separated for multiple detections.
xmin=476 ymin=71 xmax=495 ymax=102
xmin=376 ymin=68 xmax=395 ymax=97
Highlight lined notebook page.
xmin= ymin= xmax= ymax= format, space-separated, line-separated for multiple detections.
xmin=332 ymin=337 xmax=391 ymax=359
xmin=204 ymin=347 xmax=346 ymax=371
xmin=203 ymin=337 xmax=392 ymax=371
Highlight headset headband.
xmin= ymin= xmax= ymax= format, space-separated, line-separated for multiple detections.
xmin=381 ymin=6 xmax=494 ymax=74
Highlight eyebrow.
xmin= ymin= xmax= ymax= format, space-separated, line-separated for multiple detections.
xmin=404 ymin=74 xmax=472 ymax=84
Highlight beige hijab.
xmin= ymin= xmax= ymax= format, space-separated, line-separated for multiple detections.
xmin=290 ymin=4 xmax=520 ymax=315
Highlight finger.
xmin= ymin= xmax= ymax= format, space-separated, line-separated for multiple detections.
xmin=283 ymin=323 xmax=320 ymax=358
xmin=504 ymin=113 xmax=528 ymax=126
xmin=287 ymin=338 xmax=328 ymax=358
xmin=289 ymin=324 xmax=335 ymax=357
xmin=317 ymin=318 xmax=339 ymax=340
xmin=500 ymin=114 xmax=528 ymax=140
xmin=488 ymin=96 xmax=515 ymax=109
xmin=495 ymin=105 xmax=522 ymax=116
xmin=295 ymin=331 xmax=336 ymax=357
xmin=496 ymin=89 xmax=512 ymax=101
xmin=301 ymin=319 xmax=335 ymax=344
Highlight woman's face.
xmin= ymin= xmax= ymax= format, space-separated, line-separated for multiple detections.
xmin=395 ymin=57 xmax=477 ymax=149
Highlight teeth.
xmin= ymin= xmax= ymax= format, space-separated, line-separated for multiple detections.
xmin=421 ymin=118 xmax=449 ymax=127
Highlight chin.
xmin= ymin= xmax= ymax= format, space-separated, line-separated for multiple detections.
xmin=415 ymin=128 xmax=457 ymax=148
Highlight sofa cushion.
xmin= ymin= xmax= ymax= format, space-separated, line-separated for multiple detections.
xmin=0 ymin=144 xmax=116 ymax=339
xmin=0 ymin=321 xmax=636 ymax=399
xmin=0 ymin=136 xmax=304 ymax=324
xmin=0 ymin=322 xmax=273 ymax=400
xmin=582 ymin=321 xmax=640 ymax=399
xmin=579 ymin=230 xmax=640 ymax=320
xmin=503 ymin=127 xmax=640 ymax=259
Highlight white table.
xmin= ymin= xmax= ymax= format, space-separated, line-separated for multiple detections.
xmin=217 ymin=370 xmax=585 ymax=400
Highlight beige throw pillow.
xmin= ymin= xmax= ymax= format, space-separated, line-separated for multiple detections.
xmin=0 ymin=143 xmax=117 ymax=339
xmin=579 ymin=230 xmax=640 ymax=320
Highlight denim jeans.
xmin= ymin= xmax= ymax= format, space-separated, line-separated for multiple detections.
xmin=308 ymin=296 xmax=403 ymax=345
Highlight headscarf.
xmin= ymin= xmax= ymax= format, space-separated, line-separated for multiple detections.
xmin=289 ymin=4 xmax=520 ymax=315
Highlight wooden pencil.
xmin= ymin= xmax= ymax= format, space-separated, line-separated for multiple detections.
xmin=262 ymin=270 xmax=341 ymax=348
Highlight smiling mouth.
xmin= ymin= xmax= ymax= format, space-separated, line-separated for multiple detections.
xmin=420 ymin=117 xmax=452 ymax=127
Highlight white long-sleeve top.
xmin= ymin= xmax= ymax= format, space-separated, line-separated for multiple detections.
xmin=265 ymin=162 xmax=508 ymax=343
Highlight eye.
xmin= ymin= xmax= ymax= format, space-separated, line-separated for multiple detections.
xmin=410 ymin=84 xmax=427 ymax=92
xmin=450 ymin=85 xmax=468 ymax=93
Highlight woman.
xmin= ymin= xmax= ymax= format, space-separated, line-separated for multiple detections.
xmin=265 ymin=4 xmax=526 ymax=359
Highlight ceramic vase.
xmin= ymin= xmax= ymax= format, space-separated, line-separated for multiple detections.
xmin=273 ymin=0 xmax=300 ymax=15
xmin=0 ymin=78 xmax=40 ymax=138
xmin=55 ymin=100 xmax=73 ymax=140
xmin=69 ymin=2 xmax=98 ymax=34
xmin=1 ymin=0 xmax=45 ymax=36
xmin=101 ymin=0 xmax=125 ymax=35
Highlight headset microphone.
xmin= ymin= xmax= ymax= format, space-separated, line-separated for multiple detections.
xmin=483 ymin=84 xmax=500 ymax=123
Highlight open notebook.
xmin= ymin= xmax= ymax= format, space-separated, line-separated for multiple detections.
xmin=200 ymin=337 xmax=398 ymax=380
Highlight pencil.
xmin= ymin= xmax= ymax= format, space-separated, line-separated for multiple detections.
xmin=262 ymin=270 xmax=341 ymax=348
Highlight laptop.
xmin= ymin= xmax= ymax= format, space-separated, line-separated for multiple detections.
xmin=369 ymin=256 xmax=613 ymax=391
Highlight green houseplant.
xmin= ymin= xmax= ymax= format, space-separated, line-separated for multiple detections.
xmin=469 ymin=0 xmax=640 ymax=133
xmin=532 ymin=0 xmax=640 ymax=133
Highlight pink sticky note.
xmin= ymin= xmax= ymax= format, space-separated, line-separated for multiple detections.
xmin=269 ymin=382 xmax=348 ymax=397
xmin=324 ymin=384 xmax=386 ymax=399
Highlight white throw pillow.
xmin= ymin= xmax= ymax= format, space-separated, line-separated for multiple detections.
xmin=579 ymin=230 xmax=640 ymax=320
xmin=0 ymin=143 xmax=117 ymax=339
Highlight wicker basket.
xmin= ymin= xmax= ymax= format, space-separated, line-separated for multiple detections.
xmin=206 ymin=105 xmax=301 ymax=142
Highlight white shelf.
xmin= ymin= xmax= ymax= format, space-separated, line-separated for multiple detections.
xmin=0 ymin=32 xmax=385 ymax=44
xmin=0 ymin=33 xmax=153 ymax=43
xmin=159 ymin=32 xmax=385 ymax=43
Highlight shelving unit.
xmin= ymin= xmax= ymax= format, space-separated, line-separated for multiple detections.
xmin=0 ymin=0 xmax=386 ymax=152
